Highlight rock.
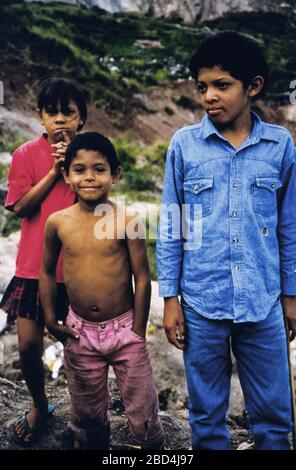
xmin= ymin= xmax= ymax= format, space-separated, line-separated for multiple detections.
xmin=0 ymin=231 xmax=19 ymax=293
xmin=25 ymin=0 xmax=296 ymax=22
xmin=279 ymin=104 xmax=296 ymax=123
xmin=0 ymin=153 xmax=12 ymax=165
xmin=0 ymin=310 xmax=7 ymax=334
xmin=0 ymin=107 xmax=43 ymax=140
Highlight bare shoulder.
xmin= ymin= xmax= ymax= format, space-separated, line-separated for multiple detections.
xmin=46 ymin=205 xmax=78 ymax=231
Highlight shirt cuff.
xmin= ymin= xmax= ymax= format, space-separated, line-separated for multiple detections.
xmin=158 ymin=280 xmax=180 ymax=298
xmin=281 ymin=261 xmax=296 ymax=295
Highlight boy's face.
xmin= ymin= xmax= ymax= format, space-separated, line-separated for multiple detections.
xmin=196 ymin=66 xmax=256 ymax=129
xmin=64 ymin=149 xmax=120 ymax=204
xmin=39 ymin=100 xmax=83 ymax=144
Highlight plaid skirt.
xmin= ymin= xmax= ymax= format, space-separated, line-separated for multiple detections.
xmin=0 ymin=276 xmax=69 ymax=325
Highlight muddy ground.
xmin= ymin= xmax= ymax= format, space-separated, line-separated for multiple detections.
xmin=0 ymin=282 xmax=256 ymax=451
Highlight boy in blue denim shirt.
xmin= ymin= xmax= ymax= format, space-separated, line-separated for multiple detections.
xmin=156 ymin=31 xmax=296 ymax=450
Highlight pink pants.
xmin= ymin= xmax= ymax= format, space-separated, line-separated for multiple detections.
xmin=63 ymin=307 xmax=164 ymax=449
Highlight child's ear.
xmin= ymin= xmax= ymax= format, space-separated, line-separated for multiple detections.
xmin=248 ymin=76 xmax=264 ymax=98
xmin=112 ymin=166 xmax=122 ymax=184
xmin=62 ymin=168 xmax=70 ymax=184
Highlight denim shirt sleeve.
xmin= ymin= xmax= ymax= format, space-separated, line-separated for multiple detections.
xmin=156 ymin=141 xmax=184 ymax=297
xmin=278 ymin=138 xmax=296 ymax=296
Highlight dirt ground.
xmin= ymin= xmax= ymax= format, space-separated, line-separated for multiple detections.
xmin=0 ymin=282 xmax=256 ymax=451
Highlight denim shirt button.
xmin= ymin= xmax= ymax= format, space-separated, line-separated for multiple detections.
xmin=194 ymin=184 xmax=200 ymax=190
xmin=232 ymin=181 xmax=238 ymax=188
xmin=233 ymin=238 xmax=239 ymax=244
xmin=271 ymin=182 xmax=275 ymax=189
xmin=234 ymin=264 xmax=240 ymax=270
xmin=232 ymin=211 xmax=238 ymax=217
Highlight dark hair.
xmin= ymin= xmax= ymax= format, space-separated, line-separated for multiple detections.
xmin=189 ymin=31 xmax=269 ymax=97
xmin=37 ymin=78 xmax=87 ymax=130
xmin=64 ymin=132 xmax=121 ymax=175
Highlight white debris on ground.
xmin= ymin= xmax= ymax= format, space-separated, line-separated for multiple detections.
xmin=43 ymin=342 xmax=64 ymax=379
xmin=0 ymin=231 xmax=20 ymax=332
xmin=0 ymin=231 xmax=19 ymax=292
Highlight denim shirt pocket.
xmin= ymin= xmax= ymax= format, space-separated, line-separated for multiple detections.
xmin=253 ymin=176 xmax=282 ymax=217
xmin=183 ymin=176 xmax=214 ymax=219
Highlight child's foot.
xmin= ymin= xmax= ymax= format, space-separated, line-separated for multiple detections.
xmin=13 ymin=403 xmax=54 ymax=445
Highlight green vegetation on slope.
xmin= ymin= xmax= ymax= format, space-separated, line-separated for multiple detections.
xmin=1 ymin=1 xmax=295 ymax=121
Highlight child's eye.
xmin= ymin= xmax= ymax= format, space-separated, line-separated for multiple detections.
xmin=74 ymin=167 xmax=84 ymax=172
xmin=64 ymin=109 xmax=76 ymax=116
xmin=95 ymin=167 xmax=105 ymax=172
xmin=46 ymin=109 xmax=57 ymax=116
xmin=217 ymin=83 xmax=230 ymax=89
xmin=197 ymin=84 xmax=206 ymax=93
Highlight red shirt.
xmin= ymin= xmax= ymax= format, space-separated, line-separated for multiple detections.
xmin=5 ymin=135 xmax=75 ymax=282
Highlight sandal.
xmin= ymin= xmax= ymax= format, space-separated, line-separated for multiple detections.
xmin=12 ymin=403 xmax=55 ymax=446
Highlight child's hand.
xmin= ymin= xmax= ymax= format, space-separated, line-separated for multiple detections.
xmin=131 ymin=325 xmax=146 ymax=339
xmin=51 ymin=131 xmax=71 ymax=175
xmin=281 ymin=295 xmax=296 ymax=341
xmin=46 ymin=320 xmax=79 ymax=345
xmin=163 ymin=297 xmax=186 ymax=350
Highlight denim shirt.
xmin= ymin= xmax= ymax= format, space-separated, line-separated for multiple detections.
xmin=156 ymin=113 xmax=296 ymax=322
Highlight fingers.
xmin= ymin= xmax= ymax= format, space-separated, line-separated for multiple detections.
xmin=177 ymin=315 xmax=186 ymax=340
xmin=52 ymin=141 xmax=68 ymax=149
xmin=49 ymin=325 xmax=79 ymax=344
xmin=52 ymin=142 xmax=68 ymax=158
xmin=286 ymin=318 xmax=296 ymax=342
xmin=290 ymin=331 xmax=296 ymax=342
xmin=63 ymin=326 xmax=79 ymax=340
xmin=165 ymin=320 xmax=185 ymax=350
xmin=165 ymin=328 xmax=185 ymax=350
xmin=63 ymin=130 xmax=71 ymax=144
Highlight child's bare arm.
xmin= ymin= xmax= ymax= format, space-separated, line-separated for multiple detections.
xmin=13 ymin=171 xmax=61 ymax=218
xmin=163 ymin=297 xmax=186 ymax=350
xmin=126 ymin=213 xmax=151 ymax=338
xmin=39 ymin=214 xmax=78 ymax=344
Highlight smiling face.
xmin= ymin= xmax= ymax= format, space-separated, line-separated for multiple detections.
xmin=196 ymin=66 xmax=256 ymax=130
xmin=39 ymin=100 xmax=83 ymax=144
xmin=64 ymin=149 xmax=120 ymax=204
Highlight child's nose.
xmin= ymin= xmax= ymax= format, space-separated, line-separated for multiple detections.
xmin=204 ymin=88 xmax=219 ymax=103
xmin=55 ymin=112 xmax=66 ymax=122
xmin=85 ymin=171 xmax=96 ymax=180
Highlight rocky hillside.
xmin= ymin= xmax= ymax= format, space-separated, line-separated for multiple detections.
xmin=2 ymin=2 xmax=296 ymax=125
xmin=27 ymin=0 xmax=296 ymax=22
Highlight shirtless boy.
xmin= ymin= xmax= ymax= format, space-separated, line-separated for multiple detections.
xmin=39 ymin=132 xmax=164 ymax=449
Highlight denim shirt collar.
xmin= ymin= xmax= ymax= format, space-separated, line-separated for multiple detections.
xmin=199 ymin=111 xmax=280 ymax=145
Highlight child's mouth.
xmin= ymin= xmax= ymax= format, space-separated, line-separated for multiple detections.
xmin=207 ymin=108 xmax=223 ymax=117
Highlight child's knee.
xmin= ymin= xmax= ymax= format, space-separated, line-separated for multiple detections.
xmin=19 ymin=340 xmax=42 ymax=359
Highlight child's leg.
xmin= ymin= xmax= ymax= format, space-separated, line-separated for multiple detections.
xmin=15 ymin=317 xmax=48 ymax=440
xmin=232 ymin=300 xmax=292 ymax=450
xmin=111 ymin=317 xmax=164 ymax=449
xmin=113 ymin=341 xmax=164 ymax=449
xmin=182 ymin=302 xmax=232 ymax=450
xmin=63 ymin=311 xmax=110 ymax=450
